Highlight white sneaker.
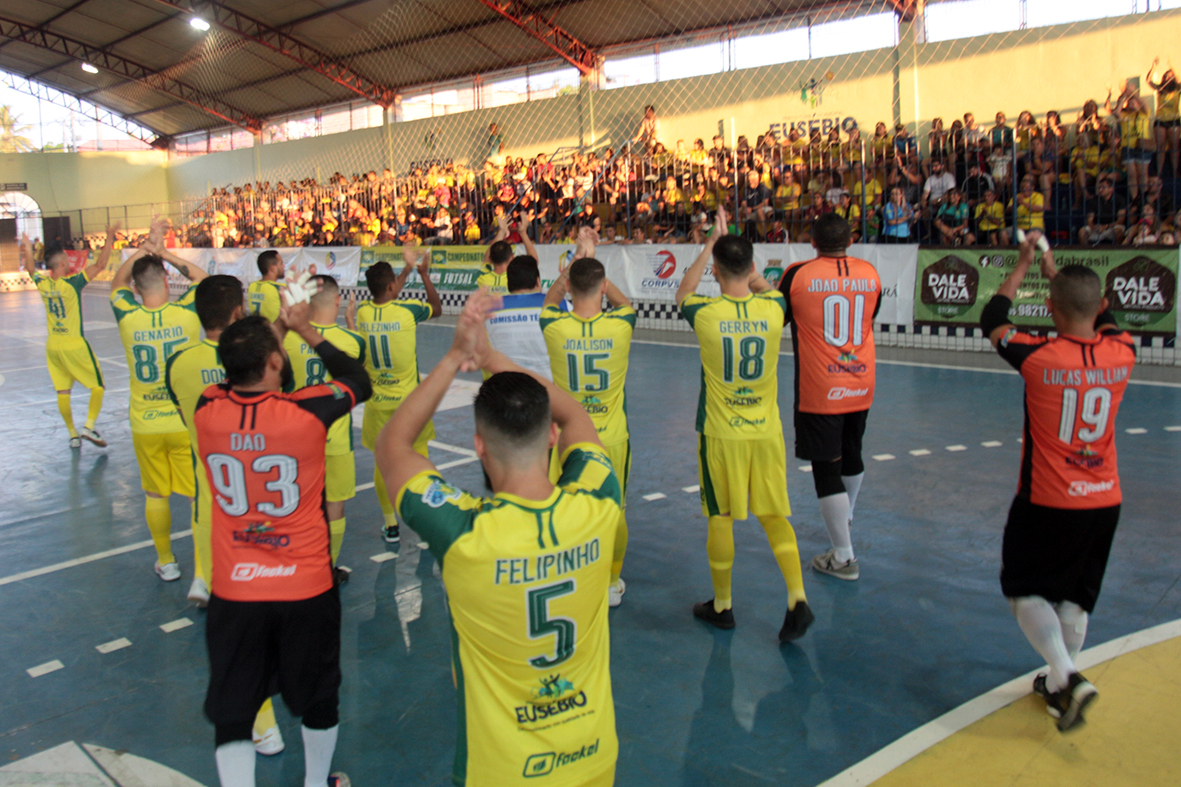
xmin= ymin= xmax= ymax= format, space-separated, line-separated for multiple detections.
xmin=253 ymin=725 xmax=285 ymax=756
xmin=79 ymin=427 xmax=107 ymax=447
xmin=608 ymin=578 xmax=626 ymax=607
xmin=187 ymin=577 xmax=210 ymax=607
xmin=154 ymin=561 xmax=181 ymax=582
xmin=812 ymin=549 xmax=859 ymax=581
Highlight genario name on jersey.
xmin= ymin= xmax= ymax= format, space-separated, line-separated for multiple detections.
xmin=493 ymin=538 xmax=601 ymax=586
xmin=132 ymin=325 xmax=187 ymax=342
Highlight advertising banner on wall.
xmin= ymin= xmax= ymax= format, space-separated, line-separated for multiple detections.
xmin=913 ymin=247 xmax=1179 ymax=337
xmin=120 ymin=247 xmax=362 ymax=291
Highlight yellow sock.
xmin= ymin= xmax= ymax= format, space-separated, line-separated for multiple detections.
xmin=329 ymin=517 xmax=346 ymax=564
xmin=192 ymin=507 xmax=211 ymax=584
xmin=84 ymin=387 xmax=104 ymax=430
xmin=706 ymin=516 xmax=735 ymax=612
xmin=610 ymin=511 xmax=628 ymax=584
xmin=758 ymin=515 xmax=807 ymax=608
xmin=57 ymin=393 xmax=78 ymax=437
xmin=374 ymin=469 xmax=398 ymax=530
xmin=145 ymin=495 xmax=175 ymax=565
xmin=253 ymin=697 xmax=277 ymax=737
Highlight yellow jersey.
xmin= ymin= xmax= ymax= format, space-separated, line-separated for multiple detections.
xmin=354 ymin=299 xmax=433 ymax=410
xmin=1119 ymin=111 xmax=1151 ymax=150
xmin=1158 ymin=88 xmax=1181 ymax=121
xmin=247 ymin=279 xmax=285 ymax=322
xmin=975 ymin=201 xmax=1005 ymax=231
xmin=111 ymin=287 xmax=201 ymax=434
xmin=774 ymin=183 xmax=802 ymax=211
xmin=477 ymin=264 xmax=509 ymax=295
xmin=679 ymin=291 xmax=786 ymax=439
xmin=165 ymin=338 xmax=223 ymax=445
xmin=851 ymin=176 xmax=883 ymax=206
xmin=540 ymin=305 xmax=635 ymax=446
xmin=1008 ymin=192 xmax=1045 ymax=230
xmin=34 ymin=270 xmax=90 ymax=347
xmin=283 ymin=322 xmax=365 ymax=455
xmin=396 ymin=443 xmax=620 ymax=787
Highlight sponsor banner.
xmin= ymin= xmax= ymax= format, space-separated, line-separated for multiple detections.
xmin=914 ymin=247 xmax=1179 ymax=337
xmin=64 ymin=250 xmax=90 ymax=274
xmin=117 ymin=247 xmax=362 ymax=291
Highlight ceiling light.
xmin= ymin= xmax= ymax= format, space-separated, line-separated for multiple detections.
xmin=190 ymin=17 xmax=210 ymax=31
xmin=81 ymin=62 xmax=98 ymax=74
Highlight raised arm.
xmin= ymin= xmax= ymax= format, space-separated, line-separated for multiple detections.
xmin=110 ymin=247 xmax=147 ymax=290
xmin=19 ymin=233 xmax=35 ymax=277
xmin=1147 ymin=57 xmax=1163 ymax=91
xmin=676 ymin=205 xmax=725 ymax=304
xmin=604 ymin=278 xmax=631 ymax=309
xmin=389 ymin=251 xmax=416 ymax=299
xmin=84 ymin=223 xmax=121 ymax=281
xmin=154 ymin=247 xmax=209 ymax=284
xmin=983 ymin=231 xmax=1039 ymax=346
xmin=417 ymin=253 xmax=443 ymax=318
xmin=519 ymin=209 xmax=539 ymax=260
xmin=482 ymin=214 xmax=510 ymax=265
xmin=544 ymin=266 xmax=570 ymax=307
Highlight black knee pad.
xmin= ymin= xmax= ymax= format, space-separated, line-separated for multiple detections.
xmin=215 ymin=722 xmax=254 ymax=747
xmin=811 ymin=459 xmax=845 ymax=498
xmin=302 ymin=699 xmax=339 ymax=731
xmin=841 ymin=454 xmax=864 ymax=477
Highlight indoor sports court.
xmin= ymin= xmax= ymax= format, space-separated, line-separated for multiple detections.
xmin=1 ymin=284 xmax=1179 ymax=786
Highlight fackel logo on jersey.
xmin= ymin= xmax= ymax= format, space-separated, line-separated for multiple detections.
xmin=230 ymin=563 xmax=297 ymax=581
xmin=827 ymin=386 xmax=869 ymax=400
xmin=522 ymin=740 xmax=601 ymax=778
xmin=1068 ymin=479 xmax=1115 ymax=497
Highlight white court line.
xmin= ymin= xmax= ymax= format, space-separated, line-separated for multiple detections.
xmin=981 ymin=441 xmax=1003 ymax=448
xmin=1166 ymin=425 xmax=1181 ymax=432
xmin=816 ymin=617 xmax=1181 ymax=787
xmin=908 ymin=449 xmax=931 ymax=457
xmin=945 ymin=445 xmax=968 ymax=452
xmin=26 ymin=660 xmax=64 ymax=678
xmin=642 ymin=492 xmax=667 ymax=501
xmin=437 ymin=456 xmax=480 ymax=471
xmin=159 ymin=618 xmax=193 ymax=633
xmin=357 ymin=482 xmax=375 ymax=492
xmin=872 ymin=454 xmax=896 ymax=461
xmin=369 ymin=552 xmax=397 ymax=564
xmin=96 ymin=638 xmax=131 ymax=654
xmin=0 ymin=528 xmax=193 ymax=587
xmin=799 ymin=465 xmax=813 ymax=472
xmin=1125 ymin=427 xmax=1148 ymax=434
xmin=428 ymin=439 xmax=477 ymax=457
xmin=682 ymin=485 xmax=700 ymax=493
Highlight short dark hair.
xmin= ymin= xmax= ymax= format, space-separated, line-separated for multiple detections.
xmin=365 ymin=261 xmax=396 ymax=297
xmin=711 ymin=235 xmax=754 ymax=278
xmin=507 ymin=256 xmax=540 ymax=293
xmin=309 ymin=274 xmax=339 ymax=307
xmin=257 ymin=250 xmax=280 ymax=276
xmin=474 ymin=372 xmax=551 ymax=450
xmin=219 ymin=314 xmax=280 ymax=387
xmin=131 ymin=255 xmax=168 ymax=291
xmin=1050 ymin=265 xmax=1103 ymax=319
xmin=489 ymin=240 xmax=513 ymax=266
xmin=812 ymin=213 xmax=852 ymax=253
xmin=195 ymin=275 xmax=244 ymax=332
xmin=44 ymin=246 xmax=68 ymax=268
xmin=568 ymin=258 xmax=605 ymax=296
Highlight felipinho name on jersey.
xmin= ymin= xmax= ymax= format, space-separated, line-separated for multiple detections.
xmin=493 ymin=538 xmax=601 ymax=586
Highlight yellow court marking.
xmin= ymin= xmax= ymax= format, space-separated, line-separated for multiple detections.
xmin=818 ymin=619 xmax=1181 ymax=787
xmin=870 ymin=634 xmax=1181 ymax=787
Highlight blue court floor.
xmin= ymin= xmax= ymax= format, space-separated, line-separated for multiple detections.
xmin=2 ymin=286 xmax=1180 ymax=786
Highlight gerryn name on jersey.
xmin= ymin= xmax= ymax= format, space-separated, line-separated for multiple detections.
xmin=807 ymin=277 xmax=879 ymax=293
xmin=133 ymin=326 xmax=187 ymax=342
xmin=562 ymin=338 xmax=615 ymax=351
xmin=494 ymin=538 xmax=601 ymax=585
xmin=718 ymin=319 xmax=769 ymax=334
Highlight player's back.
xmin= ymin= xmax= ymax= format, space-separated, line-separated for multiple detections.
xmin=486 ymin=292 xmax=552 ymax=380
xmin=283 ymin=323 xmax=364 ymax=454
xmin=355 ymin=299 xmax=431 ymax=408
xmin=1000 ymin=327 xmax=1135 ymax=509
xmin=246 ymin=280 xmax=284 ymax=322
xmin=111 ymin=287 xmax=201 ymax=433
xmin=780 ymin=255 xmax=880 ymax=414
xmin=541 ymin=305 xmax=636 ymax=445
xmin=477 ymin=267 xmax=509 ymax=295
xmin=399 ymin=445 xmax=620 ymax=787
xmin=35 ymin=271 xmax=89 ymax=345
xmin=166 ymin=339 xmax=224 ymax=444
xmin=681 ymin=291 xmax=785 ymax=439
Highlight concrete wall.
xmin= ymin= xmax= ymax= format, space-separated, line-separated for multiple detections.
xmin=0 ymin=150 xmax=169 ymax=215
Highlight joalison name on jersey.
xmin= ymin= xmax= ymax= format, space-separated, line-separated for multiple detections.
xmin=359 ymin=321 xmax=402 ymax=332
xmin=522 ymin=740 xmax=602 ymax=779
xmin=494 ymin=538 xmax=601 ymax=585
xmin=132 ymin=326 xmax=187 ymax=342
xmin=1042 ymin=366 xmax=1130 ymax=387
xmin=807 ymin=277 xmax=879 ymax=293
xmin=718 ymin=319 xmax=769 ymax=334
xmin=562 ymin=338 xmax=614 ymax=351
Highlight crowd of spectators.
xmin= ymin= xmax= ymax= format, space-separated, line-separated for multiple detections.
xmin=70 ymin=61 xmax=1181 ymax=250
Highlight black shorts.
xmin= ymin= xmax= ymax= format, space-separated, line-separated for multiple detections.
xmin=794 ymin=409 xmax=869 ymax=462
xmin=1000 ymin=497 xmax=1120 ymax=613
xmin=1155 ymin=119 xmax=1180 ymax=129
xmin=204 ymin=587 xmax=341 ymax=727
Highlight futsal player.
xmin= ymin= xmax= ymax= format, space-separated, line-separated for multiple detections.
xmin=477 ymin=213 xmax=539 ymax=294
xmin=197 ymin=301 xmax=369 ymax=787
xmin=542 ymin=254 xmax=635 ymax=606
xmin=377 ymin=291 xmax=620 ymax=787
xmin=282 ymin=275 xmax=365 ymax=572
xmin=21 ymin=227 xmax=119 ymax=449
xmin=165 ymin=275 xmax=286 ymax=756
xmin=981 ymin=231 xmax=1135 ymax=732
xmin=246 ymin=250 xmax=286 ymax=321
xmin=484 ymin=256 xmax=555 ymax=380
xmin=346 ymin=250 xmax=442 ymax=543
xmin=777 ymin=213 xmax=880 ymax=580
xmin=110 ymin=240 xmax=206 ymax=582
xmin=676 ymin=207 xmax=813 ymax=642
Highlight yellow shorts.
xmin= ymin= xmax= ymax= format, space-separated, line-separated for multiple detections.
xmin=46 ymin=340 xmax=104 ymax=391
xmin=325 ymin=451 xmax=356 ymax=503
xmin=360 ymin=402 xmax=434 ymax=456
xmin=132 ymin=430 xmax=195 ymax=497
xmin=697 ymin=432 xmax=790 ymax=520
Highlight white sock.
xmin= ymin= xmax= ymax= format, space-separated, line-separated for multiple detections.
xmin=1012 ymin=596 xmax=1075 ymax=692
xmin=818 ymin=493 xmax=854 ymax=563
xmin=302 ymin=725 xmax=339 ymax=787
xmin=842 ymin=473 xmax=865 ymax=521
xmin=1056 ymin=601 xmax=1089 ymax=661
xmin=215 ymin=740 xmax=255 ymax=787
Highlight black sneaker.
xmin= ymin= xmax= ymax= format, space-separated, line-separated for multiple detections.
xmin=333 ymin=566 xmax=352 ymax=586
xmin=778 ymin=601 xmax=815 ymax=643
xmin=383 ymin=524 xmax=400 ymax=543
xmin=1057 ymin=672 xmax=1098 ymax=732
xmin=1033 ymin=674 xmax=1064 ymax=719
xmin=692 ymin=599 xmax=735 ymax=630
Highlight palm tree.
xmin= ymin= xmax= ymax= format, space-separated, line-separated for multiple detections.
xmin=0 ymin=106 xmax=35 ymax=153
